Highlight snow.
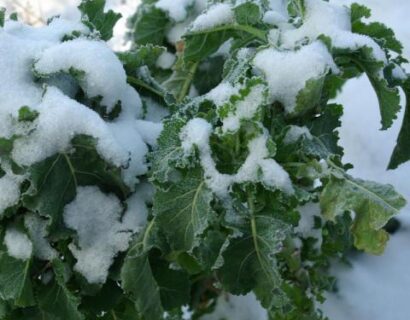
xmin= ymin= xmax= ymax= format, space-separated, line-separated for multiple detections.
xmin=0 ymin=17 xmax=152 ymax=189
xmin=155 ymin=0 xmax=194 ymax=22
xmin=263 ymin=10 xmax=288 ymax=26
xmin=135 ymin=120 xmax=164 ymax=146
xmin=156 ymin=51 xmax=176 ymax=69
xmin=253 ymin=41 xmax=338 ymax=113
xmin=201 ymin=293 xmax=267 ymax=320
xmin=283 ymin=125 xmax=313 ymax=144
xmin=281 ymin=0 xmax=387 ymax=64
xmin=24 ymin=214 xmax=57 ymax=261
xmin=166 ymin=20 xmax=190 ymax=44
xmin=63 ymin=186 xmax=147 ymax=284
xmin=220 ymin=83 xmax=266 ymax=133
xmin=4 ymin=227 xmax=33 ymax=261
xmin=205 ymin=82 xmax=239 ymax=106
xmin=295 ymin=202 xmax=322 ymax=248
xmin=34 ymin=38 xmax=136 ymax=112
xmin=190 ymin=3 xmax=234 ymax=31
xmin=180 ymin=118 xmax=293 ymax=197
xmin=0 ymin=162 xmax=25 ymax=215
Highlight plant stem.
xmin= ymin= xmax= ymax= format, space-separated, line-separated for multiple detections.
xmin=127 ymin=76 xmax=165 ymax=99
xmin=177 ymin=61 xmax=199 ymax=103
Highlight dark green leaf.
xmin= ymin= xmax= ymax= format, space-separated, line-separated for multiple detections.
xmin=18 ymin=106 xmax=39 ymax=122
xmin=293 ymin=75 xmax=326 ymax=116
xmin=151 ymin=256 xmax=190 ymax=310
xmin=389 ymin=79 xmax=410 ymax=169
xmin=345 ymin=47 xmax=401 ymax=129
xmin=0 ymin=230 xmax=34 ymax=307
xmin=23 ymin=135 xmax=129 ymax=237
xmin=218 ymin=214 xmax=290 ymax=311
xmin=352 ymin=21 xmax=403 ymax=54
xmin=153 ymin=168 xmax=215 ymax=252
xmin=307 ymin=103 xmax=344 ymax=156
xmin=184 ymin=23 xmax=267 ymax=62
xmin=350 ymin=3 xmax=371 ymax=24
xmin=38 ymin=259 xmax=84 ymax=320
xmin=121 ymin=242 xmax=163 ymax=320
xmin=130 ymin=5 xmax=168 ymax=46
xmin=118 ymin=45 xmax=165 ymax=71
xmin=150 ymin=117 xmax=186 ymax=183
xmin=234 ymin=2 xmax=261 ymax=26
xmin=79 ymin=0 xmax=121 ymax=40
xmin=0 ymin=8 xmax=5 ymax=28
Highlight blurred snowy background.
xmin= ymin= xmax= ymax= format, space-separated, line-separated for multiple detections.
xmin=0 ymin=0 xmax=409 ymax=319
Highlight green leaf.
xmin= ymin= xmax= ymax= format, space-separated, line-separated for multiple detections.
xmin=130 ymin=5 xmax=168 ymax=46
xmin=293 ymin=75 xmax=326 ymax=116
xmin=153 ymin=168 xmax=215 ymax=252
xmin=23 ymin=135 xmax=129 ymax=236
xmin=79 ymin=0 xmax=121 ymax=40
xmin=163 ymin=55 xmax=198 ymax=103
xmin=388 ymin=79 xmax=410 ymax=169
xmin=193 ymin=56 xmax=225 ymax=95
xmin=183 ymin=22 xmax=267 ymax=62
xmin=287 ymin=0 xmax=305 ymax=18
xmin=150 ymin=118 xmax=186 ymax=184
xmin=0 ymin=8 xmax=5 ymax=28
xmin=121 ymin=241 xmax=163 ymax=320
xmin=343 ymin=47 xmax=401 ymax=130
xmin=234 ymin=2 xmax=262 ymax=26
xmin=0 ymin=137 xmax=14 ymax=158
xmin=37 ymin=259 xmax=84 ymax=320
xmin=0 ymin=231 xmax=34 ymax=307
xmin=353 ymin=21 xmax=403 ymax=54
xmin=0 ymin=298 xmax=7 ymax=318
xmin=350 ymin=3 xmax=371 ymax=24
xmin=307 ymin=103 xmax=344 ymax=156
xmin=118 ymin=45 xmax=165 ymax=71
xmin=151 ymin=256 xmax=191 ymax=310
xmin=320 ymin=173 xmax=406 ymax=254
xmin=18 ymin=106 xmax=39 ymax=122
xmin=218 ymin=213 xmax=290 ymax=311
xmin=192 ymin=229 xmax=226 ymax=271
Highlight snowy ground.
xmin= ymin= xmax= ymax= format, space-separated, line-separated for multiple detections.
xmin=1 ymin=0 xmax=409 ymax=319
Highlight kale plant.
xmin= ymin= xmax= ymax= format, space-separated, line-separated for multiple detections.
xmin=0 ymin=0 xmax=409 ymax=319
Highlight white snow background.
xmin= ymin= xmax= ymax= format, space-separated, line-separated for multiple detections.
xmin=0 ymin=0 xmax=409 ymax=319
